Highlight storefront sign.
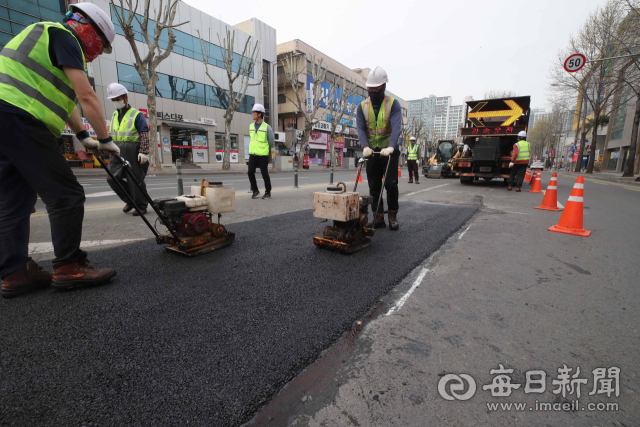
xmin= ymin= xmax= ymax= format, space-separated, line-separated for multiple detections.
xmin=201 ymin=117 xmax=216 ymax=126
xmin=139 ymin=109 xmax=148 ymax=117
xmin=350 ymin=127 xmax=358 ymax=136
xmin=328 ymin=135 xmax=345 ymax=150
xmin=311 ymin=120 xmax=342 ymax=134
xmin=346 ymin=138 xmax=360 ymax=149
xmin=308 ymin=131 xmax=328 ymax=149
xmin=62 ymin=118 xmax=110 ymax=137
xmin=157 ymin=111 xmax=184 ymax=121
xmin=327 ymin=114 xmax=354 ymax=127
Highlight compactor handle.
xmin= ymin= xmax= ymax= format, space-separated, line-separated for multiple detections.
xmin=200 ymin=179 xmax=210 ymax=196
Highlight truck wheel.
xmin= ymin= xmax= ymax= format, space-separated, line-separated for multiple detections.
xmin=474 ymin=176 xmax=479 ymax=181
xmin=460 ymin=177 xmax=473 ymax=185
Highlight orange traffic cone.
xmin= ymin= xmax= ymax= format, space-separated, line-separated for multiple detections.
xmin=529 ymin=170 xmax=543 ymax=193
xmin=548 ymin=176 xmax=591 ymax=237
xmin=398 ymin=166 xmax=402 ymax=178
xmin=354 ymin=171 xmax=363 ymax=183
xmin=529 ymin=170 xmax=537 ymax=186
xmin=535 ymin=172 xmax=562 ymax=211
xmin=524 ymin=168 xmax=531 ymax=182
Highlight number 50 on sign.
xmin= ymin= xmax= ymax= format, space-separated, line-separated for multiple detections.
xmin=564 ymin=54 xmax=586 ymax=72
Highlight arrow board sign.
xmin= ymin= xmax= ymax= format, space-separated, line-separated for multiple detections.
xmin=467 ymin=99 xmax=523 ymax=127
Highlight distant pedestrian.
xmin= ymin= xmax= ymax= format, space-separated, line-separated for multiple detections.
xmin=248 ymin=104 xmax=274 ymax=199
xmin=508 ymin=131 xmax=531 ymax=192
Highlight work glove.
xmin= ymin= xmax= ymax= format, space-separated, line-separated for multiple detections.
xmin=76 ymin=130 xmax=98 ymax=149
xmin=380 ymin=147 xmax=395 ymax=157
xmin=509 ymin=162 xmax=514 ymax=168
xmin=97 ymin=137 xmax=120 ymax=155
xmin=363 ymin=146 xmax=373 ymax=158
xmin=138 ymin=153 xmax=149 ymax=164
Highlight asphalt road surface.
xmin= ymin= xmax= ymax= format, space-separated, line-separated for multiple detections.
xmin=1 ymin=192 xmax=476 ymax=425
xmin=3 ymin=168 xmax=640 ymax=426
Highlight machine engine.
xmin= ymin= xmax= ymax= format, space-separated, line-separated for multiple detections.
xmin=154 ymin=196 xmax=212 ymax=238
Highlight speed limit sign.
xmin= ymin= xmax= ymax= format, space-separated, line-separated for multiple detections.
xmin=564 ymin=54 xmax=586 ymax=72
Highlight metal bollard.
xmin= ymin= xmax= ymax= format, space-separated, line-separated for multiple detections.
xmin=293 ymin=160 xmax=299 ymax=188
xmin=176 ymin=159 xmax=184 ymax=195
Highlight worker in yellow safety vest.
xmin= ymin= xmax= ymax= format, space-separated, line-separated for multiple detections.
xmin=508 ymin=131 xmax=531 ymax=192
xmin=105 ymin=82 xmax=151 ymax=216
xmin=248 ymin=103 xmax=274 ymax=199
xmin=406 ymin=137 xmax=420 ymax=184
xmin=356 ymin=66 xmax=402 ymax=230
xmin=0 ymin=3 xmax=119 ymax=298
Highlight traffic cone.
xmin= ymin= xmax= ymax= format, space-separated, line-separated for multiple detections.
xmin=535 ymin=172 xmax=562 ymax=211
xmin=524 ymin=168 xmax=531 ymax=182
xmin=354 ymin=171 xmax=363 ymax=183
xmin=529 ymin=170 xmax=543 ymax=193
xmin=529 ymin=170 xmax=536 ymax=186
xmin=548 ymin=176 xmax=591 ymax=237
xmin=398 ymin=166 xmax=402 ymax=178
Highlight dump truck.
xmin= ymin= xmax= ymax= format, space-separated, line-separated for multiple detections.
xmin=451 ymin=96 xmax=531 ymax=185
xmin=423 ymin=139 xmax=459 ymax=179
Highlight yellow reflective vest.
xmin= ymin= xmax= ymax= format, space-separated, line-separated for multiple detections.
xmin=249 ymin=121 xmax=269 ymax=156
xmin=515 ymin=140 xmax=531 ymax=162
xmin=0 ymin=22 xmax=85 ymax=137
xmin=361 ymin=96 xmax=395 ymax=149
xmin=407 ymin=144 xmax=418 ymax=160
xmin=111 ymin=108 xmax=141 ymax=143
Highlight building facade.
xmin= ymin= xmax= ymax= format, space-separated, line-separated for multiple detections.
xmin=603 ymin=88 xmax=639 ymax=173
xmin=407 ymin=95 xmax=469 ymax=144
xmin=63 ymin=0 xmax=277 ymax=169
xmin=276 ymin=39 xmax=407 ymax=169
xmin=0 ymin=0 xmax=67 ymax=49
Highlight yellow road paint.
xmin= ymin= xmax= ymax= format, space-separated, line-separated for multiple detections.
xmin=625 ymin=187 xmax=640 ymax=192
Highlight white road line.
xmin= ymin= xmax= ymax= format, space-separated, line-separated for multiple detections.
xmin=29 ymin=239 xmax=143 ymax=255
xmin=405 ymin=183 xmax=449 ymax=196
xmin=85 ymin=191 xmax=117 ymax=198
xmin=503 ymin=211 xmax=528 ymax=215
xmin=458 ymin=225 xmax=471 ymax=240
xmin=385 ymin=268 xmax=430 ymax=316
xmin=557 ymin=201 xmax=564 ymax=209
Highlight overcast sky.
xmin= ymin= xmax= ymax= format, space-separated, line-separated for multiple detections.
xmin=185 ymin=0 xmax=605 ymax=109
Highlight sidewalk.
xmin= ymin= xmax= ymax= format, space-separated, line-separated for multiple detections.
xmin=71 ymin=165 xmax=355 ymax=178
xmin=556 ymin=169 xmax=640 ymax=184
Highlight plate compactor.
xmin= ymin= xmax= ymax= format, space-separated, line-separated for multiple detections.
xmin=312 ymin=157 xmax=389 ymax=254
xmin=96 ymin=154 xmax=235 ymax=257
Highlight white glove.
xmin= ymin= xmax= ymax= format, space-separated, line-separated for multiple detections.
xmin=509 ymin=162 xmax=514 ymax=168
xmin=363 ymin=146 xmax=373 ymax=158
xmin=79 ymin=137 xmax=98 ymax=150
xmin=98 ymin=141 xmax=121 ymax=155
xmin=138 ymin=153 xmax=149 ymax=164
xmin=380 ymin=147 xmax=395 ymax=157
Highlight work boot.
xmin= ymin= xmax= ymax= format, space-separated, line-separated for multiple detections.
xmin=262 ymin=192 xmax=271 ymax=199
xmin=369 ymin=213 xmax=386 ymax=229
xmin=415 ymin=180 xmax=419 ymax=184
xmin=507 ymin=186 xmax=512 ymax=191
xmin=1 ymin=260 xmax=52 ymax=299
xmin=516 ymin=187 xmax=521 ymax=192
xmin=388 ymin=210 xmax=399 ymax=230
xmin=52 ymin=259 xmax=117 ymax=290
xmin=408 ymin=180 xmax=413 ymax=184
xmin=252 ymin=190 xmax=260 ymax=199
xmin=123 ymin=203 xmax=133 ymax=213
xmin=132 ymin=208 xmax=147 ymax=216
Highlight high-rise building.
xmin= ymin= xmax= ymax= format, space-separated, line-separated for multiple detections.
xmin=408 ymin=95 xmax=471 ymax=143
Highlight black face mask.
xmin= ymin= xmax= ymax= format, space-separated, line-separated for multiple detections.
xmin=368 ymin=84 xmax=386 ymax=103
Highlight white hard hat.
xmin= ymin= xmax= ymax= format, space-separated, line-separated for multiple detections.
xmin=69 ymin=3 xmax=116 ymax=54
xmin=518 ymin=131 xmax=527 ymax=138
xmin=366 ymin=66 xmax=388 ymax=88
xmin=252 ymin=103 xmax=266 ymax=113
xmin=409 ymin=136 xmax=416 ymax=141
xmin=106 ymin=82 xmax=128 ymax=99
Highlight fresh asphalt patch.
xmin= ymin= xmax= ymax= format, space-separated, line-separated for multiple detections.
xmin=1 ymin=201 xmax=477 ymax=426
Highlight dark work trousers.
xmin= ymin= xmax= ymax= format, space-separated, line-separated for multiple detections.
xmin=0 ymin=112 xmax=87 ymax=278
xmin=509 ymin=163 xmax=528 ymax=187
xmin=247 ymin=154 xmax=272 ymax=193
xmin=407 ymin=160 xmax=419 ymax=182
xmin=107 ymin=141 xmax=149 ymax=209
xmin=366 ymin=150 xmax=399 ymax=214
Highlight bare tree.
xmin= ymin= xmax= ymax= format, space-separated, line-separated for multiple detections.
xmin=279 ymin=53 xmax=330 ymax=184
xmin=197 ymin=27 xmax=262 ymax=170
xmin=550 ymin=0 xmax=627 ymax=173
xmin=110 ymin=0 xmax=188 ymax=171
xmin=327 ymin=75 xmax=359 ymax=182
xmin=483 ymin=90 xmax=517 ymax=99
